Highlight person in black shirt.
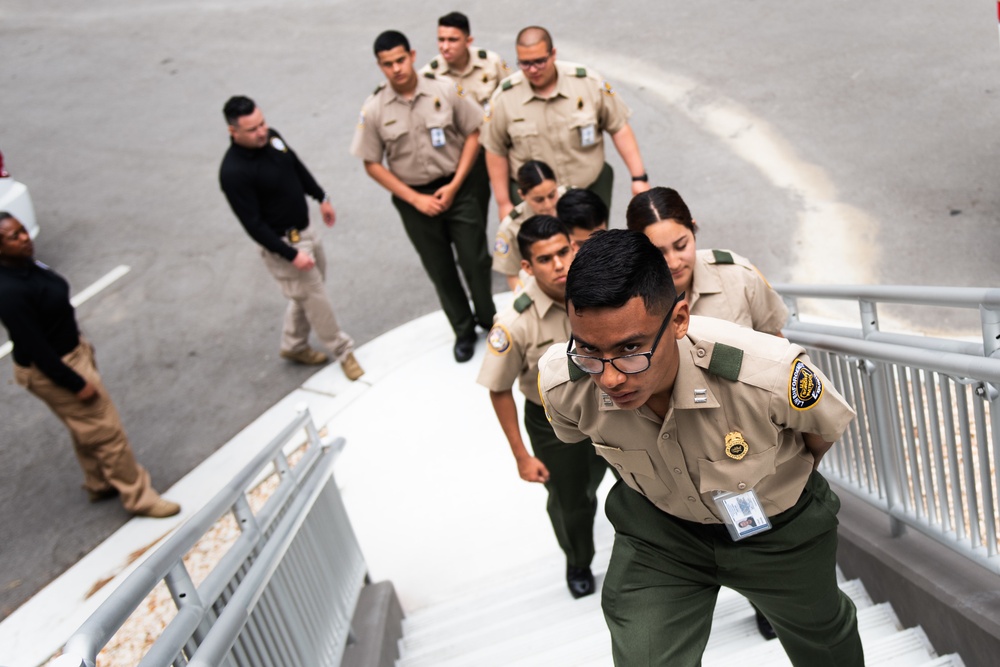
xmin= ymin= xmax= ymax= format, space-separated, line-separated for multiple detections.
xmin=219 ymin=95 xmax=363 ymax=380
xmin=0 ymin=213 xmax=179 ymax=518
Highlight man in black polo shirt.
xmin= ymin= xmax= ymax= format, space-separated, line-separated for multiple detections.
xmin=219 ymin=95 xmax=363 ymax=380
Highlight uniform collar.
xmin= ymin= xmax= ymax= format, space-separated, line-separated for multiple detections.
xmin=672 ymin=334 xmax=721 ymax=409
xmin=228 ymin=129 xmax=279 ymax=158
xmin=521 ymin=63 xmax=574 ymax=104
xmin=523 ymin=276 xmax=564 ymax=319
xmin=444 ymin=53 xmax=484 ymax=78
xmin=687 ymin=250 xmax=723 ymax=309
xmin=387 ymin=76 xmax=433 ymax=104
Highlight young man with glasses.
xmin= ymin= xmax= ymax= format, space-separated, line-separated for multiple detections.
xmin=481 ymin=26 xmax=650 ymax=221
xmin=477 ymin=215 xmax=607 ymax=599
xmin=538 ymin=229 xmax=864 ymax=666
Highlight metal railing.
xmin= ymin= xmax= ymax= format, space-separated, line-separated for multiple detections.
xmin=56 ymin=406 xmax=367 ymax=667
xmin=776 ymin=284 xmax=1000 ymax=575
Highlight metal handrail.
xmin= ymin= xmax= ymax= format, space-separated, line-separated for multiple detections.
xmin=56 ymin=406 xmax=365 ymax=667
xmin=777 ymin=284 xmax=1000 ymax=575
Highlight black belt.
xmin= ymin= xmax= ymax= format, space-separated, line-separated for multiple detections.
xmin=412 ymin=173 xmax=455 ymax=191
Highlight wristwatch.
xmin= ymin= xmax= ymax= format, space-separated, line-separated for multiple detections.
xmin=631 ymin=173 xmax=649 ymax=182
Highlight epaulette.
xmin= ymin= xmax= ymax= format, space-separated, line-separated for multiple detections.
xmin=430 ymin=58 xmax=439 ymax=70
xmin=513 ymin=292 xmax=533 ymax=313
xmin=574 ymin=67 xmax=587 ymax=77
xmin=423 ymin=72 xmax=436 ymax=79
xmin=509 ymin=207 xmax=522 ymax=220
xmin=501 ymin=79 xmax=513 ymax=91
xmin=711 ymin=249 xmax=735 ymax=265
xmin=373 ymin=82 xmax=386 ymax=95
xmin=567 ymin=358 xmax=589 ymax=381
xmin=478 ymin=49 xmax=487 ymax=59
xmin=707 ymin=343 xmax=743 ymax=382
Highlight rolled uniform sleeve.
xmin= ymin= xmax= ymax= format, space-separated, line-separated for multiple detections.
xmin=476 ymin=323 xmax=523 ymax=393
xmin=771 ymin=347 xmax=855 ymax=444
xmin=595 ymin=74 xmax=632 ymax=135
xmin=350 ymin=97 xmax=386 ymax=164
xmin=480 ymin=85 xmax=511 ymax=157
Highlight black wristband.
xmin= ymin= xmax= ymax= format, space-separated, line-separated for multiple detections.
xmin=631 ymin=173 xmax=649 ymax=182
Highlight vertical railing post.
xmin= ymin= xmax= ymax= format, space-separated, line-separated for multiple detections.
xmin=859 ymin=299 xmax=906 ymax=537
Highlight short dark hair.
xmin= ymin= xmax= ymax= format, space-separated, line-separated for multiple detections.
xmin=556 ymin=188 xmax=608 ymax=232
xmin=516 ymin=26 xmax=553 ymax=51
xmin=0 ymin=210 xmax=14 ymax=226
xmin=223 ymin=96 xmax=256 ymax=126
xmin=565 ymin=229 xmax=676 ymax=316
xmin=515 ymin=160 xmax=556 ymax=194
xmin=374 ymin=30 xmax=410 ymax=57
xmin=517 ymin=215 xmax=569 ymax=263
xmin=626 ymin=187 xmax=698 ymax=236
xmin=438 ymin=11 xmax=470 ymax=34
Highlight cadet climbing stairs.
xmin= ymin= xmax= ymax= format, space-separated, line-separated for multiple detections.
xmin=394 ymin=535 xmax=966 ymax=667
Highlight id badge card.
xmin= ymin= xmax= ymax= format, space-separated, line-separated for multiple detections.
xmin=713 ymin=488 xmax=771 ymax=541
xmin=430 ymin=127 xmax=446 ymax=148
xmin=579 ymin=124 xmax=596 ymax=147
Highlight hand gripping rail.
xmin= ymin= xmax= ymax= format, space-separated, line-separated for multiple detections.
xmin=56 ymin=406 xmax=367 ymax=667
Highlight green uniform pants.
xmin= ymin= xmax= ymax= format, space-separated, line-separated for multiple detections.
xmin=469 ymin=149 xmax=491 ymax=225
xmin=508 ymin=162 xmax=614 ymax=211
xmin=392 ymin=176 xmax=495 ymax=338
xmin=602 ymin=472 xmax=864 ymax=667
xmin=523 ymin=400 xmax=609 ymax=569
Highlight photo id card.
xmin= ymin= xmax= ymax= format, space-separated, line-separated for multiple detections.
xmin=713 ymin=488 xmax=771 ymax=541
xmin=430 ymin=127 xmax=446 ymax=148
xmin=579 ymin=124 xmax=596 ymax=147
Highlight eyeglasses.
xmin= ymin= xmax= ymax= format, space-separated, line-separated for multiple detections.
xmin=567 ymin=292 xmax=685 ymax=375
xmin=517 ymin=53 xmax=552 ymax=71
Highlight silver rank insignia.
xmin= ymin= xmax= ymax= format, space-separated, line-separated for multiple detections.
xmin=725 ymin=431 xmax=748 ymax=460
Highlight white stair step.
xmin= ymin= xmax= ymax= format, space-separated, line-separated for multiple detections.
xmin=916 ymin=655 xmax=966 ymax=667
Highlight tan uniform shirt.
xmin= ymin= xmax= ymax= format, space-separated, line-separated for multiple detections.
xmin=690 ymin=249 xmax=789 ymax=336
xmin=477 ymin=276 xmax=570 ymax=405
xmin=491 ymin=185 xmax=571 ymax=276
xmin=419 ymin=48 xmax=511 ymax=110
xmin=538 ymin=315 xmax=855 ymax=523
xmin=350 ymin=76 xmax=484 ymax=186
xmin=481 ymin=61 xmax=632 ymax=189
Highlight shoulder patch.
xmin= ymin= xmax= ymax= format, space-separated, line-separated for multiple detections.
xmin=711 ymin=249 xmax=735 ymax=265
xmin=478 ymin=49 xmax=487 ymax=59
xmin=789 ymin=360 xmax=823 ymax=410
xmin=707 ymin=343 xmax=743 ymax=382
xmin=502 ymin=79 xmax=513 ymax=91
xmin=493 ymin=232 xmax=510 ymax=256
xmin=575 ymin=67 xmax=587 ymax=77
xmin=602 ymin=80 xmax=615 ymax=96
xmin=430 ymin=58 xmax=439 ymax=70
xmin=513 ymin=292 xmax=533 ymax=313
xmin=487 ymin=324 xmax=513 ymax=355
xmin=567 ymin=357 xmax=589 ymax=381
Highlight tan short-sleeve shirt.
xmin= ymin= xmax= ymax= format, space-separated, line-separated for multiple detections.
xmin=419 ymin=48 xmax=511 ymax=109
xmin=491 ymin=185 xmax=570 ymax=276
xmin=350 ymin=76 xmax=484 ymax=186
xmin=538 ymin=315 xmax=855 ymax=523
xmin=481 ymin=61 xmax=632 ymax=189
xmin=477 ymin=276 xmax=570 ymax=405
xmin=689 ymin=249 xmax=789 ymax=336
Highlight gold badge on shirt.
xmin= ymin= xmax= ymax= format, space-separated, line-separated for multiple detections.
xmin=288 ymin=229 xmax=300 ymax=243
xmin=725 ymin=431 xmax=749 ymax=460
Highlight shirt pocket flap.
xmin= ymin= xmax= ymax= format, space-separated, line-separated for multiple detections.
xmin=697 ymin=445 xmax=777 ymax=494
xmin=509 ymin=120 xmax=540 ymax=138
xmin=569 ymin=112 xmax=598 ymax=129
xmin=382 ymin=121 xmax=410 ymax=142
xmin=593 ymin=443 xmax=656 ymax=479
xmin=425 ymin=110 xmax=453 ymax=129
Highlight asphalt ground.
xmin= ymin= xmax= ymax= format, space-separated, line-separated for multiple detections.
xmin=1 ymin=0 xmax=998 ymax=620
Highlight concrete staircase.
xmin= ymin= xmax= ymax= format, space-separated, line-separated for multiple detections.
xmin=394 ymin=539 xmax=965 ymax=667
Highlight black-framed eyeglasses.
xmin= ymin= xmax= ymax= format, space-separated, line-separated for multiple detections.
xmin=517 ymin=53 xmax=552 ymax=71
xmin=567 ymin=292 xmax=685 ymax=375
